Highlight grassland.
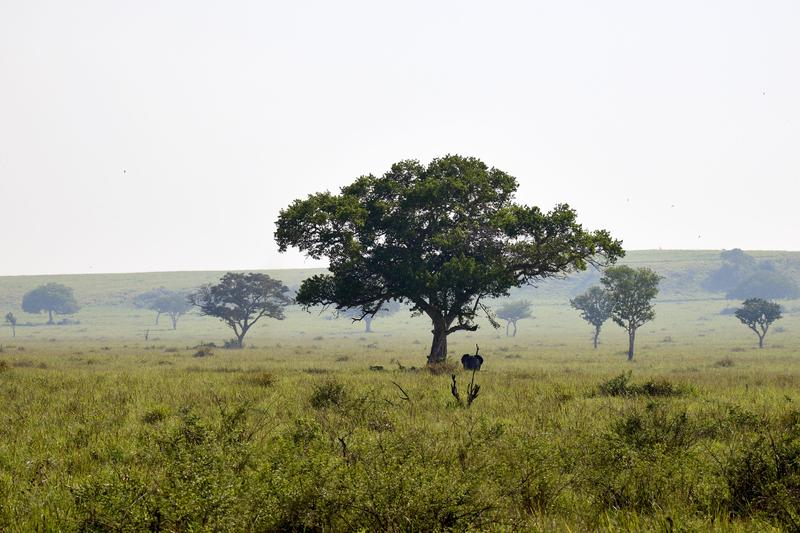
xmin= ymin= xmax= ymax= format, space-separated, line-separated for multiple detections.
xmin=0 ymin=250 xmax=799 ymax=531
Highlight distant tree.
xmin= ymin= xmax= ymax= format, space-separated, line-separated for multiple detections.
xmin=189 ymin=272 xmax=292 ymax=348
xmin=21 ymin=283 xmax=80 ymax=324
xmin=132 ymin=287 xmax=172 ymax=324
xmin=496 ymin=300 xmax=532 ymax=337
xmin=702 ymin=248 xmax=756 ymax=293
xmin=151 ymin=292 xmax=193 ymax=330
xmin=570 ymin=286 xmax=613 ymax=349
xmin=276 ymin=155 xmax=624 ymax=365
xmin=734 ymin=298 xmax=782 ymax=349
xmin=5 ymin=312 xmax=17 ymax=337
xmin=601 ymin=266 xmax=662 ymax=361
xmin=343 ymin=301 xmax=402 ymax=333
xmin=726 ymin=271 xmax=800 ymax=300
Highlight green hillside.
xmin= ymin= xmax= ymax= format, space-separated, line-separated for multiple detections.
xmin=3 ymin=250 xmax=799 ymax=311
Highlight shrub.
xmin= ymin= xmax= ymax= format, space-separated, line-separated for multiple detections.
xmin=714 ymin=357 xmax=735 ymax=368
xmin=310 ymin=380 xmax=348 ymax=409
xmin=223 ymin=339 xmax=241 ymax=349
xmin=427 ymin=358 xmax=459 ymax=375
xmin=239 ymin=371 xmax=276 ymax=388
xmin=725 ymin=423 xmax=800 ymax=529
xmin=141 ymin=406 xmax=170 ymax=424
xmin=598 ymin=372 xmax=634 ymax=397
xmin=193 ymin=347 xmax=213 ymax=357
xmin=598 ymin=373 xmax=683 ymax=397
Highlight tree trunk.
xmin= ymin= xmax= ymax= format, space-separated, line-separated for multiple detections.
xmin=48 ymin=309 xmax=53 ymax=325
xmin=512 ymin=320 xmax=518 ymax=337
xmin=593 ymin=326 xmax=600 ymax=349
xmin=236 ymin=332 xmax=246 ymax=349
xmin=505 ymin=321 xmax=510 ymax=337
xmin=155 ymin=312 xmax=161 ymax=325
xmin=11 ymin=326 xmax=15 ymax=337
xmin=428 ymin=321 xmax=448 ymax=365
xmin=170 ymin=314 xmax=178 ymax=330
xmin=364 ymin=316 xmax=373 ymax=333
xmin=758 ymin=333 xmax=764 ymax=349
xmin=627 ymin=329 xmax=636 ymax=361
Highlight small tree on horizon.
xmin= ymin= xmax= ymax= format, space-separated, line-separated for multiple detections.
xmin=189 ymin=272 xmax=292 ymax=348
xmin=734 ymin=298 xmax=782 ymax=349
xmin=570 ymin=286 xmax=612 ymax=349
xmin=133 ymin=287 xmax=172 ymax=325
xmin=601 ymin=266 xmax=662 ymax=361
xmin=5 ymin=312 xmax=17 ymax=337
xmin=276 ymin=155 xmax=623 ymax=366
xmin=342 ymin=301 xmax=402 ymax=333
xmin=21 ymin=283 xmax=80 ymax=324
xmin=151 ymin=292 xmax=193 ymax=330
xmin=496 ymin=300 xmax=532 ymax=337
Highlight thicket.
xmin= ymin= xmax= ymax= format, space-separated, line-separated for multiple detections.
xmin=1 ymin=367 xmax=798 ymax=531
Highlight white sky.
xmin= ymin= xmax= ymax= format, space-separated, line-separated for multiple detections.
xmin=1 ymin=1 xmax=798 ymax=276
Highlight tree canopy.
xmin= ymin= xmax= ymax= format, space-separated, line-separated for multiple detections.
xmin=276 ymin=155 xmax=624 ymax=364
xmin=703 ymin=249 xmax=799 ymax=299
xmin=134 ymin=288 xmax=192 ymax=328
xmin=601 ymin=266 xmax=661 ymax=360
xmin=570 ymin=286 xmax=613 ymax=349
xmin=734 ymin=298 xmax=782 ymax=348
xmin=21 ymin=283 xmax=80 ymax=324
xmin=496 ymin=300 xmax=533 ymax=337
xmin=726 ymin=271 xmax=799 ymax=300
xmin=152 ymin=292 xmax=193 ymax=330
xmin=189 ymin=272 xmax=292 ymax=348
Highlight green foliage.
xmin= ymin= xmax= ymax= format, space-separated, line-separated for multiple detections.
xmin=727 ymin=270 xmax=800 ymax=300
xmin=597 ymin=372 xmax=682 ymax=397
xmin=21 ymin=283 xmax=80 ymax=324
xmin=137 ymin=289 xmax=192 ymax=329
xmin=601 ymin=266 xmax=662 ymax=360
xmin=190 ymin=272 xmax=292 ymax=348
xmin=734 ymin=298 xmax=782 ymax=348
xmin=309 ymin=379 xmax=348 ymax=409
xmin=725 ymin=415 xmax=800 ymax=529
xmin=276 ymin=155 xmax=623 ymax=363
xmin=570 ymin=285 xmax=613 ymax=348
xmin=703 ymin=249 xmax=800 ymax=299
xmin=496 ymin=300 xmax=533 ymax=337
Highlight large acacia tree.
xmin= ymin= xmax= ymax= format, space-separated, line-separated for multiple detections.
xmin=276 ymin=155 xmax=623 ymax=364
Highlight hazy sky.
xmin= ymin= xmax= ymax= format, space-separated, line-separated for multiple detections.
xmin=1 ymin=1 xmax=798 ymax=276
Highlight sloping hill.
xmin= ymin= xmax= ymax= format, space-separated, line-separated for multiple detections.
xmin=1 ymin=250 xmax=798 ymax=311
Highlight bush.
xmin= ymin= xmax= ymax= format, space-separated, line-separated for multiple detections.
xmin=427 ymin=358 xmax=460 ymax=375
xmin=239 ymin=371 xmax=276 ymax=388
xmin=725 ymin=422 xmax=800 ymax=529
xmin=193 ymin=347 xmax=213 ymax=357
xmin=310 ymin=380 xmax=348 ymax=409
xmin=141 ymin=406 xmax=170 ymax=424
xmin=598 ymin=373 xmax=683 ymax=397
xmin=714 ymin=357 xmax=735 ymax=368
